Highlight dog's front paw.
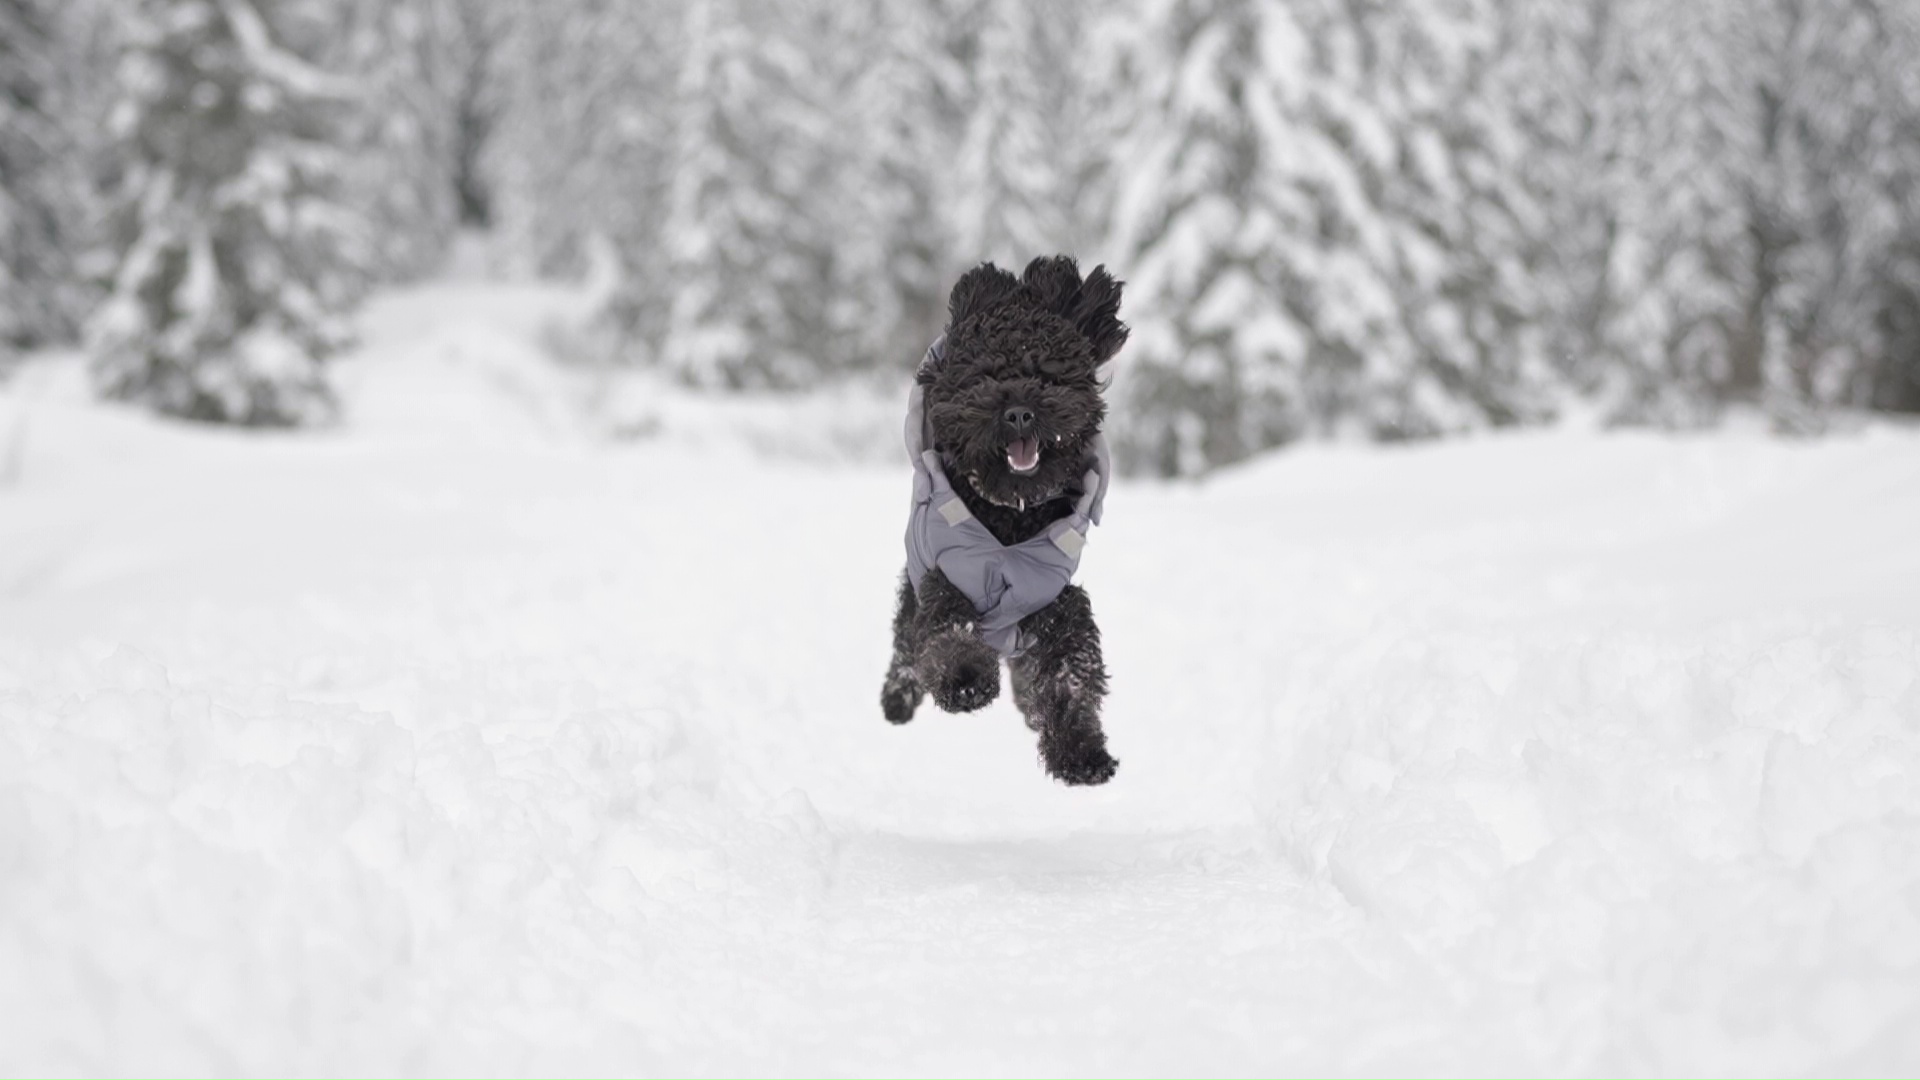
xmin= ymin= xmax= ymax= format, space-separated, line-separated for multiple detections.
xmin=1040 ymin=725 xmax=1118 ymax=786
xmin=880 ymin=669 xmax=923 ymax=725
xmin=918 ymin=631 xmax=1000 ymax=714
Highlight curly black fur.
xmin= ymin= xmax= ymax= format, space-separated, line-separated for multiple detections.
xmin=879 ymin=255 xmax=1127 ymax=786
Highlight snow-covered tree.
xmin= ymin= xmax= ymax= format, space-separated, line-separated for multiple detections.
xmin=1106 ymin=0 xmax=1308 ymax=474
xmin=955 ymin=0 xmax=1110 ymax=267
xmin=642 ymin=0 xmax=906 ymax=386
xmin=842 ymin=0 xmax=958 ymax=361
xmin=793 ymin=0 xmax=932 ymax=376
xmin=318 ymin=0 xmax=461 ymax=281
xmin=288 ymin=0 xmax=518 ymax=284
xmin=649 ymin=0 xmax=782 ymax=386
xmin=1499 ymin=0 xmax=1642 ymax=404
xmin=1604 ymin=1 xmax=1737 ymax=423
xmin=60 ymin=0 xmax=1883 ymax=442
xmin=489 ymin=0 xmax=677 ymax=284
xmin=0 ymin=0 xmax=81 ymax=363
xmin=89 ymin=0 xmax=370 ymax=425
xmin=439 ymin=0 xmax=506 ymax=229
xmin=523 ymin=0 xmax=1133 ymax=383
xmin=1872 ymin=29 xmax=1920 ymax=413
xmin=1317 ymin=0 xmax=1555 ymax=438
xmin=1730 ymin=0 xmax=1915 ymax=417
xmin=1513 ymin=0 xmax=1920 ymax=424
xmin=1110 ymin=0 xmax=1551 ymax=474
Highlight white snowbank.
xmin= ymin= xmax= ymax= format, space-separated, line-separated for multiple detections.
xmin=2 ymin=282 xmax=1917 ymax=1074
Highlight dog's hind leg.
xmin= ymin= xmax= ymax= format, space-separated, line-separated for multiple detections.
xmin=1010 ymin=662 xmax=1041 ymax=732
xmin=1011 ymin=585 xmax=1117 ymax=785
xmin=880 ymin=571 xmax=925 ymax=724
xmin=912 ymin=568 xmax=1002 ymax=714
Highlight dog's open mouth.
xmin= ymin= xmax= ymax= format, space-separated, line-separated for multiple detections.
xmin=1006 ymin=437 xmax=1041 ymax=475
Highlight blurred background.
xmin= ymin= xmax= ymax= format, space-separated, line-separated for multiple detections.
xmin=5 ymin=0 xmax=1920 ymax=473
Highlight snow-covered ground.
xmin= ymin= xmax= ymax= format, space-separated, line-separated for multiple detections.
xmin=4 ymin=279 xmax=1919 ymax=1076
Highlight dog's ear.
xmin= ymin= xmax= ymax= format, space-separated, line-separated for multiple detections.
xmin=1020 ymin=255 xmax=1084 ymax=316
xmin=948 ymin=263 xmax=1022 ymax=330
xmin=1070 ymin=264 xmax=1128 ymax=365
xmin=1023 ymin=256 xmax=1128 ymax=365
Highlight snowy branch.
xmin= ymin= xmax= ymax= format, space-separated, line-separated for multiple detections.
xmin=215 ymin=0 xmax=359 ymax=102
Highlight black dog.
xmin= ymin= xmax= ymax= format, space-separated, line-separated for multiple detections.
xmin=879 ymin=256 xmax=1127 ymax=785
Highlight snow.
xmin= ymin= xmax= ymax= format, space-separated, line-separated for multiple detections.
xmin=4 ymin=279 xmax=1920 ymax=1075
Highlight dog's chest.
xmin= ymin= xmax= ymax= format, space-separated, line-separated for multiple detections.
xmin=952 ymin=484 xmax=1075 ymax=547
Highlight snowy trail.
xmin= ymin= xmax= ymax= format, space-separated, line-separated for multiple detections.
xmin=4 ymin=282 xmax=1920 ymax=1075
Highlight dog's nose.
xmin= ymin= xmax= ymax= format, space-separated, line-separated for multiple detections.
xmin=1003 ymin=406 xmax=1036 ymax=433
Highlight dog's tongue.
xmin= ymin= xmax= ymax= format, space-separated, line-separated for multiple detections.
xmin=1006 ymin=437 xmax=1040 ymax=473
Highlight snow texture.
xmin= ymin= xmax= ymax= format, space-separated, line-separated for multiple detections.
xmin=3 ymin=280 xmax=1920 ymax=1074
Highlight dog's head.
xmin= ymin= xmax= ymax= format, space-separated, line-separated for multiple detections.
xmin=921 ymin=256 xmax=1127 ymax=507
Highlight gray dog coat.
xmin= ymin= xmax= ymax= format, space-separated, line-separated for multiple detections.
xmin=903 ymin=337 xmax=1111 ymax=658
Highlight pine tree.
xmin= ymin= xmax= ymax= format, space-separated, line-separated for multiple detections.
xmin=853 ymin=0 xmax=1053 ymax=366
xmin=1108 ymin=0 xmax=1310 ymax=474
xmin=1565 ymin=0 xmax=1913 ymax=423
xmin=89 ymin=0 xmax=369 ymax=425
xmin=1313 ymin=0 xmax=1555 ymax=438
xmin=1733 ymin=0 xmax=1911 ymax=417
xmin=440 ymin=0 xmax=505 ymax=229
xmin=791 ymin=0 xmax=921 ymax=378
xmin=320 ymin=0 xmax=463 ymax=282
xmin=843 ymin=0 xmax=956 ymax=363
xmin=1501 ymin=0 xmax=1637 ymax=402
xmin=956 ymin=0 xmax=1107 ymax=266
xmin=647 ymin=0 xmax=896 ymax=387
xmin=651 ymin=0 xmax=777 ymax=386
xmin=490 ymin=0 xmax=678 ymax=286
xmin=1111 ymin=0 xmax=1551 ymax=474
xmin=0 ymin=0 xmax=79 ymax=364
xmin=1871 ymin=12 xmax=1920 ymax=413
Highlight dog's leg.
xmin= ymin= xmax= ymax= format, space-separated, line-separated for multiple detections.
xmin=880 ymin=571 xmax=925 ymax=724
xmin=1010 ymin=662 xmax=1040 ymax=732
xmin=912 ymin=568 xmax=1001 ymax=713
xmin=1010 ymin=585 xmax=1116 ymax=785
